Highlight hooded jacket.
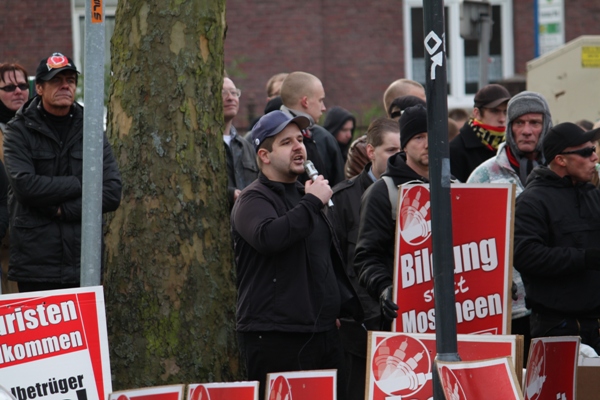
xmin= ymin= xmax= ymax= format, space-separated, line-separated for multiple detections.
xmin=4 ymin=96 xmax=122 ymax=284
xmin=355 ymin=152 xmax=429 ymax=301
xmin=514 ymin=166 xmax=600 ymax=317
xmin=505 ymin=91 xmax=552 ymax=184
xmin=323 ymin=106 xmax=356 ymax=162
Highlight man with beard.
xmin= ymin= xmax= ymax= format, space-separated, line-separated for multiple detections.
xmin=232 ymin=110 xmax=362 ymax=400
xmin=355 ymin=105 xmax=430 ymax=329
xmin=514 ymin=122 xmax=600 ymax=353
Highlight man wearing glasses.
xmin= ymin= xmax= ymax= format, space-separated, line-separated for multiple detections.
xmin=514 ymin=122 xmax=600 ymax=353
xmin=467 ymin=91 xmax=553 ymax=362
xmin=222 ymin=77 xmax=258 ymax=206
xmin=450 ymin=83 xmax=512 ymax=182
xmin=3 ymin=52 xmax=122 ymax=292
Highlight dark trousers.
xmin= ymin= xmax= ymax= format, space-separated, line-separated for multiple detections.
xmin=237 ymin=329 xmax=347 ymax=400
xmin=530 ymin=311 xmax=600 ymax=354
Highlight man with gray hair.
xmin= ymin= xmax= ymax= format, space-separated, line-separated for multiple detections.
xmin=467 ymin=91 xmax=553 ymax=361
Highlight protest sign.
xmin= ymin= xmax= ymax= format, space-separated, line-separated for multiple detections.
xmin=524 ymin=336 xmax=579 ymax=400
xmin=393 ymin=183 xmax=515 ymax=334
xmin=366 ymin=331 xmax=522 ymax=400
xmin=437 ymin=357 xmax=523 ymax=400
xmin=187 ymin=382 xmax=258 ymax=400
xmin=265 ymin=370 xmax=336 ymax=400
xmin=109 ymin=385 xmax=185 ymax=400
xmin=0 ymin=286 xmax=111 ymax=400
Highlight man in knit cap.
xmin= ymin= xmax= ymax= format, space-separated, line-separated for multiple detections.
xmin=355 ymin=105 xmax=431 ymax=331
xmin=467 ymin=90 xmax=552 ymax=362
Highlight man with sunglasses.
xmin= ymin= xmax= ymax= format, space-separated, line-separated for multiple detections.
xmin=450 ymin=84 xmax=512 ymax=182
xmin=3 ymin=52 xmax=122 ymax=292
xmin=514 ymin=122 xmax=600 ymax=353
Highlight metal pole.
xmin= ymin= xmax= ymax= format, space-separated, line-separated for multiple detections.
xmin=422 ymin=1 xmax=460 ymax=399
xmin=478 ymin=13 xmax=492 ymax=90
xmin=81 ymin=0 xmax=105 ymax=287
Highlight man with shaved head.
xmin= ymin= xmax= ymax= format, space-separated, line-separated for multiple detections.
xmin=280 ymin=71 xmax=345 ymax=185
xmin=382 ymin=78 xmax=426 ymax=116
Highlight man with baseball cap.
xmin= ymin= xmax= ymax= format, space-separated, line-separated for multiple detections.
xmin=355 ymin=105 xmax=432 ymax=330
xmin=514 ymin=122 xmax=600 ymax=352
xmin=450 ymin=83 xmax=512 ymax=181
xmin=3 ymin=52 xmax=122 ymax=292
xmin=232 ymin=110 xmax=362 ymax=400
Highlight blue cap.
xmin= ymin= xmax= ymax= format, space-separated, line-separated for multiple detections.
xmin=251 ymin=111 xmax=310 ymax=151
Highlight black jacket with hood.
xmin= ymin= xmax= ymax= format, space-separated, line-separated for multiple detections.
xmin=355 ymin=152 xmax=429 ymax=302
xmin=514 ymin=166 xmax=600 ymax=317
xmin=323 ymin=106 xmax=356 ymax=162
xmin=4 ymin=96 xmax=122 ymax=284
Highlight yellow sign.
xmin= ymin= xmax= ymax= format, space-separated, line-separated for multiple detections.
xmin=91 ymin=0 xmax=103 ymax=24
xmin=582 ymin=46 xmax=600 ymax=68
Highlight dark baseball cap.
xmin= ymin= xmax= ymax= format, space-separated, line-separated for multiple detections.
xmin=543 ymin=122 xmax=600 ymax=163
xmin=474 ymin=84 xmax=511 ymax=108
xmin=251 ymin=111 xmax=310 ymax=151
xmin=35 ymin=53 xmax=79 ymax=82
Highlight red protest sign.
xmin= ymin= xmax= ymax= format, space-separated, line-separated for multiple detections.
xmin=393 ymin=184 xmax=515 ymax=334
xmin=187 ymin=382 xmax=258 ymax=400
xmin=110 ymin=385 xmax=185 ymax=400
xmin=524 ymin=336 xmax=579 ymax=400
xmin=437 ymin=357 xmax=523 ymax=400
xmin=366 ymin=331 xmax=522 ymax=400
xmin=265 ymin=370 xmax=336 ymax=400
xmin=0 ymin=287 xmax=111 ymax=400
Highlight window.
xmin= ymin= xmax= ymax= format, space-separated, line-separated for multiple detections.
xmin=403 ymin=0 xmax=514 ymax=109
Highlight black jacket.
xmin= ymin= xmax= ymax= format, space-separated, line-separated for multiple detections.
xmin=323 ymin=106 xmax=356 ymax=162
xmin=231 ymin=173 xmax=363 ymax=332
xmin=225 ymin=127 xmax=258 ymax=206
xmin=4 ymin=96 xmax=122 ymax=284
xmin=514 ymin=166 xmax=600 ymax=317
xmin=449 ymin=121 xmax=497 ymax=182
xmin=355 ymin=152 xmax=429 ymax=302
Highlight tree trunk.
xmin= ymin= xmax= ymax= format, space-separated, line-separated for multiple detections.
xmin=103 ymin=0 xmax=239 ymax=388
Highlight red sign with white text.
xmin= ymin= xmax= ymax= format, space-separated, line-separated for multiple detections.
xmin=0 ymin=287 xmax=111 ymax=400
xmin=187 ymin=382 xmax=258 ymax=400
xmin=393 ymin=184 xmax=514 ymax=334
xmin=265 ymin=370 xmax=336 ymax=400
xmin=437 ymin=357 xmax=523 ymax=400
xmin=524 ymin=336 xmax=579 ymax=400
xmin=366 ymin=331 xmax=521 ymax=400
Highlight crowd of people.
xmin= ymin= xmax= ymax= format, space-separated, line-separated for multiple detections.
xmin=225 ymin=71 xmax=600 ymax=399
xmin=2 ymin=51 xmax=600 ymax=398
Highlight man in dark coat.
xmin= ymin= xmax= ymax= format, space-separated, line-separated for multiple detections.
xmin=355 ymin=105 xmax=430 ymax=330
xmin=3 ymin=52 xmax=122 ymax=292
xmin=232 ymin=110 xmax=363 ymax=400
xmin=449 ymin=84 xmax=511 ymax=182
xmin=514 ymin=122 xmax=600 ymax=353
xmin=330 ymin=117 xmax=399 ymax=400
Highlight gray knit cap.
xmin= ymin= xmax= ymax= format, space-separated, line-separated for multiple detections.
xmin=505 ymin=91 xmax=552 ymax=183
xmin=506 ymin=91 xmax=552 ymax=158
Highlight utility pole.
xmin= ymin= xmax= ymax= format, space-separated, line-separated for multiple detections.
xmin=422 ymin=1 xmax=461 ymax=398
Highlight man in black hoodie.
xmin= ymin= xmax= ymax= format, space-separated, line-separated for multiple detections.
xmin=514 ymin=122 xmax=600 ymax=353
xmin=323 ymin=106 xmax=356 ymax=162
xmin=355 ymin=105 xmax=430 ymax=330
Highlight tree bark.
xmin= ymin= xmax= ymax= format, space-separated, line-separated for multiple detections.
xmin=103 ymin=0 xmax=239 ymax=387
